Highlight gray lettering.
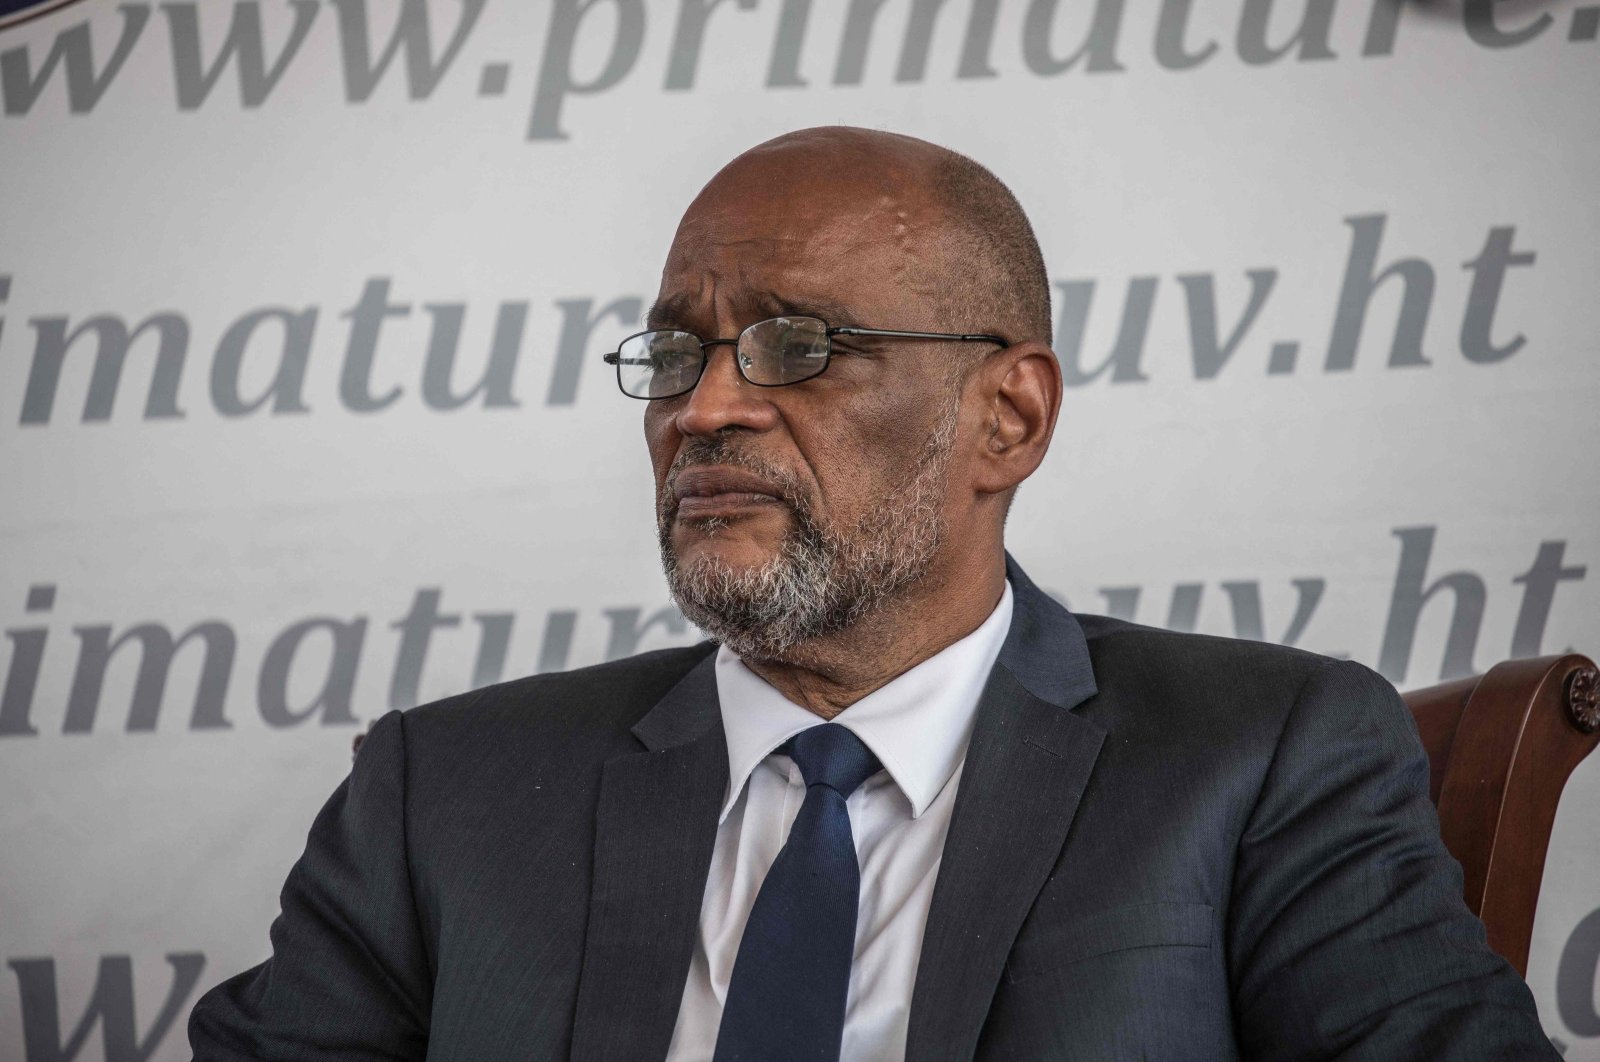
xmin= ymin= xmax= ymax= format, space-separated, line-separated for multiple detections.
xmin=1236 ymin=0 xmax=1337 ymax=65
xmin=536 ymin=610 xmax=578 ymax=673
xmin=1510 ymin=541 xmax=1586 ymax=659
xmin=339 ymin=277 xmax=409 ymax=413
xmin=389 ymin=588 xmax=460 ymax=710
xmin=64 ymin=621 xmax=235 ymax=733
xmin=211 ymin=306 xmax=316 ymax=416
xmin=666 ymin=0 xmax=756 ymax=91
xmin=9 ymin=952 xmax=205 ymax=1062
xmin=1054 ymin=277 xmax=1156 ymax=386
xmin=528 ymin=0 xmax=646 ymax=140
xmin=1022 ymin=0 xmax=1125 ymax=75
xmin=1326 ymin=213 xmax=1433 ymax=371
xmin=421 ymin=300 xmax=524 ymax=410
xmin=1361 ymin=0 xmax=1403 ymax=56
xmin=1464 ymin=0 xmax=1552 ymax=48
xmin=22 ymin=313 xmax=188 ymax=425
xmin=471 ymin=612 xmax=515 ymax=687
xmin=258 ymin=616 xmax=366 ymax=726
xmin=548 ymin=295 xmax=643 ymax=405
xmin=831 ymin=0 xmax=982 ymax=84
xmin=1221 ymin=578 xmax=1324 ymax=645
xmin=834 ymin=0 xmax=892 ymax=85
xmin=1 ymin=5 xmax=149 ymax=116
xmin=1460 ymin=225 xmax=1535 ymax=364
xmin=0 ymin=584 xmax=55 ymax=738
xmin=1153 ymin=0 xmax=1217 ymax=70
xmin=1178 ymin=268 xmax=1277 ymax=379
xmin=1166 ymin=583 xmax=1204 ymax=632
xmin=765 ymin=0 xmax=811 ymax=86
xmin=1094 ymin=580 xmax=1323 ymax=643
xmin=162 ymin=0 xmax=320 ymax=109
xmin=330 ymin=0 xmax=486 ymax=102
xmin=955 ymin=0 xmax=1002 ymax=78
xmin=1099 ymin=586 xmax=1140 ymax=620
xmin=1379 ymin=526 xmax=1484 ymax=684
xmin=902 ymin=0 xmax=972 ymax=82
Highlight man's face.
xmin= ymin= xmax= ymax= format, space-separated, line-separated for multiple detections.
xmin=644 ymin=143 xmax=975 ymax=660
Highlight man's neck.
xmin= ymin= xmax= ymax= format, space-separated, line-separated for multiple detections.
xmin=739 ymin=556 xmax=1007 ymax=720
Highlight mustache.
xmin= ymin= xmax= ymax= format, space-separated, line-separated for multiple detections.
xmin=660 ymin=438 xmax=807 ymax=521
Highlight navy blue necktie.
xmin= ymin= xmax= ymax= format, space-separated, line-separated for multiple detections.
xmin=713 ymin=723 xmax=884 ymax=1062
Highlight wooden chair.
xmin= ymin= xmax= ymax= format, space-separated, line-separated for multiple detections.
xmin=1403 ymin=653 xmax=1600 ymax=976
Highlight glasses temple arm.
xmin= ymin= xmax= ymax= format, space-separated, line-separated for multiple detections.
xmin=830 ymin=327 xmax=1009 ymax=345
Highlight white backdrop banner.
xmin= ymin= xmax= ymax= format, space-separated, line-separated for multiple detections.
xmin=2 ymin=0 xmax=1597 ymax=1058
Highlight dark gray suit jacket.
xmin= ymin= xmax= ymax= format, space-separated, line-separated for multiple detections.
xmin=190 ymin=559 xmax=1556 ymax=1060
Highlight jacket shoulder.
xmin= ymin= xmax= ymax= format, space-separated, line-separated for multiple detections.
xmin=399 ymin=641 xmax=717 ymax=754
xmin=1076 ymin=612 xmax=1333 ymax=672
xmin=1071 ymin=613 xmax=1377 ymax=733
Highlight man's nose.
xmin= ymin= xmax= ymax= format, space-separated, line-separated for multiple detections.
xmin=673 ymin=343 xmax=780 ymax=437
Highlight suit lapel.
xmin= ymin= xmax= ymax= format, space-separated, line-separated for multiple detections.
xmin=570 ymin=651 xmax=726 ymax=1062
xmin=905 ymin=558 xmax=1104 ymax=1062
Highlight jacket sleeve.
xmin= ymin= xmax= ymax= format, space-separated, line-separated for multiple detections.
xmin=1226 ymin=658 xmax=1558 ymax=1060
xmin=189 ymin=709 xmax=431 ymax=1060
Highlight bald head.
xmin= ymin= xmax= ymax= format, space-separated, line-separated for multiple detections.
xmin=671 ymin=127 xmax=1052 ymax=349
xmin=923 ymin=142 xmax=1054 ymax=346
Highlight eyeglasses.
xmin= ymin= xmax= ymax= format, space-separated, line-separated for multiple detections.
xmin=602 ymin=315 xmax=1009 ymax=400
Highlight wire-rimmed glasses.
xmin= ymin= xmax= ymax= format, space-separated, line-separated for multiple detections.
xmin=602 ymin=315 xmax=1009 ymax=400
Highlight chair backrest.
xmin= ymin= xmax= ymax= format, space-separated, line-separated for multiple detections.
xmin=1402 ymin=653 xmax=1600 ymax=976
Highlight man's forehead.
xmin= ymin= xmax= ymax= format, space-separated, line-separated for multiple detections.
xmin=661 ymin=203 xmax=938 ymax=315
xmin=651 ymin=233 xmax=921 ymax=331
xmin=668 ymin=189 xmax=909 ymax=260
xmin=647 ymin=289 xmax=861 ymax=330
xmin=652 ymin=132 xmax=956 ymax=329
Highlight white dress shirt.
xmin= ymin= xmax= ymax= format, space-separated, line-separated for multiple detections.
xmin=665 ymin=581 xmax=1014 ymax=1062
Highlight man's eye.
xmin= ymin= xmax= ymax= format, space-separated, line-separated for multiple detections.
xmin=650 ymin=346 xmax=695 ymax=371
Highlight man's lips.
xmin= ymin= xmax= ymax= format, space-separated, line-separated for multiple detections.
xmin=671 ymin=466 xmax=788 ymax=520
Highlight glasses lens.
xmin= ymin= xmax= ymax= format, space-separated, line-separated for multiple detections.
xmin=741 ymin=317 xmax=830 ymax=385
xmin=617 ymin=331 xmax=703 ymax=398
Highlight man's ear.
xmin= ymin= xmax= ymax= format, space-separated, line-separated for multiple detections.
xmin=970 ymin=341 xmax=1062 ymax=497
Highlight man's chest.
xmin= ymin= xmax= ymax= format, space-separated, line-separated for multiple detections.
xmin=410 ymin=731 xmax=1261 ymax=1061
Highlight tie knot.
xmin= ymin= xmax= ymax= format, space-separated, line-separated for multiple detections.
xmin=782 ymin=723 xmax=882 ymax=798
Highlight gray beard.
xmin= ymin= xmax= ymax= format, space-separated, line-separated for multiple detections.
xmin=658 ymin=404 xmax=959 ymax=664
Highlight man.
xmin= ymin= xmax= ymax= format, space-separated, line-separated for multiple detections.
xmin=189 ymin=128 xmax=1556 ymax=1060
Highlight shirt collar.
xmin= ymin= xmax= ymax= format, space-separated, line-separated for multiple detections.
xmin=714 ymin=579 xmax=1014 ymax=823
